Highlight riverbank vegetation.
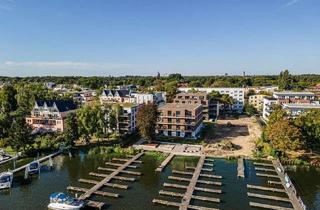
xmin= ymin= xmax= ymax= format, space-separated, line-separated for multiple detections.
xmin=255 ymin=107 xmax=320 ymax=163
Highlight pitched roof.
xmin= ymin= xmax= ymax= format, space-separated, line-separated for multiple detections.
xmin=102 ymin=89 xmax=130 ymax=97
xmin=35 ymin=100 xmax=77 ymax=112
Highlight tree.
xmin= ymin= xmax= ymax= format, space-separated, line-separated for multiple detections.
xmin=294 ymin=110 xmax=320 ymax=149
xmin=209 ymin=90 xmax=222 ymax=100
xmin=267 ymin=105 xmax=286 ymax=125
xmin=278 ymin=69 xmax=291 ymax=90
xmin=265 ymin=119 xmax=304 ymax=153
xmin=64 ymin=112 xmax=78 ymax=147
xmin=137 ymin=103 xmax=157 ymax=142
xmin=244 ymin=104 xmax=257 ymax=116
xmin=77 ymin=104 xmax=99 ymax=142
xmin=164 ymin=81 xmax=178 ymax=102
xmin=7 ymin=117 xmax=34 ymax=153
xmin=0 ymin=84 xmax=17 ymax=113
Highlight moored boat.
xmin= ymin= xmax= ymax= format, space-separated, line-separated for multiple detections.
xmin=27 ymin=161 xmax=40 ymax=174
xmin=48 ymin=192 xmax=86 ymax=210
xmin=0 ymin=171 xmax=13 ymax=189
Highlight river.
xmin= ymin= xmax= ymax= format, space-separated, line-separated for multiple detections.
xmin=0 ymin=146 xmax=319 ymax=210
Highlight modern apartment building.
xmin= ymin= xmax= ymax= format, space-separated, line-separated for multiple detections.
xmin=118 ymin=104 xmax=140 ymax=134
xmin=178 ymin=87 xmax=244 ymax=113
xmin=156 ymin=103 xmax=204 ymax=139
xmin=26 ymin=100 xmax=77 ymax=132
xmin=248 ymin=94 xmax=265 ymax=111
xmin=282 ymin=103 xmax=320 ymax=117
xmin=173 ymin=92 xmax=219 ymax=120
xmin=262 ymin=91 xmax=317 ymax=121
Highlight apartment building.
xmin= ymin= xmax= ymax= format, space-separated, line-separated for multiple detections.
xmin=118 ymin=104 xmax=140 ymax=134
xmin=156 ymin=103 xmax=204 ymax=139
xmin=26 ymin=100 xmax=77 ymax=132
xmin=262 ymin=91 xmax=317 ymax=121
xmin=282 ymin=103 xmax=320 ymax=117
xmin=173 ymin=92 xmax=219 ymax=120
xmin=248 ymin=94 xmax=265 ymax=111
xmin=178 ymin=87 xmax=244 ymax=113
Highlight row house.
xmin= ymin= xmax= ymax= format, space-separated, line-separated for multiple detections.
xmin=173 ymin=92 xmax=219 ymax=120
xmin=26 ymin=100 xmax=77 ymax=132
xmin=100 ymin=89 xmax=134 ymax=104
xmin=156 ymin=103 xmax=204 ymax=139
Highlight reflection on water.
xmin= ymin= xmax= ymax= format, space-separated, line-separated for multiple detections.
xmin=287 ymin=165 xmax=320 ymax=210
xmin=0 ymin=147 xmax=319 ymax=210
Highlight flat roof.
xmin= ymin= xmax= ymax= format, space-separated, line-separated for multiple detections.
xmin=158 ymin=103 xmax=202 ymax=110
xmin=283 ymin=103 xmax=320 ymax=109
xmin=274 ymin=91 xmax=315 ymax=96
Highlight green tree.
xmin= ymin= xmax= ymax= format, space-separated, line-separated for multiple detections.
xmin=7 ymin=117 xmax=34 ymax=153
xmin=137 ymin=103 xmax=157 ymax=142
xmin=164 ymin=81 xmax=178 ymax=102
xmin=0 ymin=84 xmax=17 ymax=113
xmin=278 ymin=69 xmax=291 ymax=90
xmin=267 ymin=105 xmax=286 ymax=125
xmin=244 ymin=104 xmax=257 ymax=116
xmin=294 ymin=110 xmax=320 ymax=149
xmin=265 ymin=119 xmax=304 ymax=154
xmin=64 ymin=112 xmax=78 ymax=147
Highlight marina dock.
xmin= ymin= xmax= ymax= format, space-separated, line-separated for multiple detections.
xmin=237 ymin=158 xmax=245 ymax=178
xmin=66 ymin=152 xmax=144 ymax=209
xmin=11 ymin=151 xmax=61 ymax=174
xmin=155 ymin=153 xmax=175 ymax=172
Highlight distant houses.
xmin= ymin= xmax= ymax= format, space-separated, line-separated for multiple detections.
xmin=262 ymin=91 xmax=319 ymax=120
xmin=26 ymin=100 xmax=77 ymax=133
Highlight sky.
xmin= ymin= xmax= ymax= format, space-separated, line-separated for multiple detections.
xmin=0 ymin=0 xmax=319 ymax=77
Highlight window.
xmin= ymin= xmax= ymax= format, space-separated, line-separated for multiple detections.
xmin=168 ymin=118 xmax=172 ymax=123
xmin=176 ymin=111 xmax=180 ymax=117
xmin=168 ymin=111 xmax=172 ymax=116
xmin=176 ymin=119 xmax=180 ymax=123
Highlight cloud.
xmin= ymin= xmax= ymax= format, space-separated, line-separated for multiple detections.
xmin=284 ymin=0 xmax=301 ymax=7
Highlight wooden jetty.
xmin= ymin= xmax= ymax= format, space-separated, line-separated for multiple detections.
xmin=159 ymin=190 xmax=220 ymax=203
xmin=105 ymin=162 xmax=138 ymax=168
xmin=112 ymin=158 xmax=142 ymax=164
xmin=256 ymin=173 xmax=280 ymax=178
xmin=237 ymin=158 xmax=245 ymax=178
xmin=172 ymin=170 xmax=222 ymax=179
xmin=163 ymin=183 xmax=222 ymax=194
xmin=77 ymin=152 xmax=144 ymax=205
xmin=89 ymin=172 xmax=136 ymax=181
xmin=78 ymin=179 xmax=128 ymax=189
xmin=249 ymin=202 xmax=294 ymax=210
xmin=86 ymin=200 xmax=105 ymax=209
xmin=255 ymin=167 xmax=276 ymax=172
xmin=247 ymin=184 xmax=286 ymax=193
xmin=186 ymin=166 xmax=213 ymax=172
xmin=12 ymin=150 xmax=61 ymax=174
xmin=268 ymin=180 xmax=282 ymax=185
xmin=253 ymin=162 xmax=273 ymax=167
xmin=168 ymin=176 xmax=222 ymax=186
xmin=98 ymin=167 xmax=142 ymax=175
xmin=155 ymin=153 xmax=175 ymax=172
xmin=272 ymin=160 xmax=306 ymax=210
xmin=67 ymin=186 xmax=119 ymax=198
xmin=247 ymin=192 xmax=291 ymax=202
xmin=152 ymin=199 xmax=219 ymax=210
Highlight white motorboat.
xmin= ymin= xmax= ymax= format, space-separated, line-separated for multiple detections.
xmin=0 ymin=171 xmax=13 ymax=189
xmin=48 ymin=192 xmax=85 ymax=210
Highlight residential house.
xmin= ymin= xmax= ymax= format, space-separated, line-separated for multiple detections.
xmin=26 ymin=100 xmax=77 ymax=132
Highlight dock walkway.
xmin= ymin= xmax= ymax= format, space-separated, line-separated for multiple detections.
xmin=78 ymin=152 xmax=144 ymax=200
xmin=155 ymin=153 xmax=175 ymax=172
xmin=11 ymin=151 xmax=61 ymax=174
xmin=237 ymin=158 xmax=245 ymax=178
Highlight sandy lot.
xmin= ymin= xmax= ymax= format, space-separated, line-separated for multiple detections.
xmin=204 ymin=116 xmax=262 ymax=157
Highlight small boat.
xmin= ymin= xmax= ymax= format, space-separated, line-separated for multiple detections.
xmin=27 ymin=161 xmax=40 ymax=175
xmin=48 ymin=192 xmax=86 ymax=210
xmin=0 ymin=171 xmax=13 ymax=189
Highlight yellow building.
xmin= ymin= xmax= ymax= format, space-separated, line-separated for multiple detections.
xmin=248 ymin=95 xmax=265 ymax=111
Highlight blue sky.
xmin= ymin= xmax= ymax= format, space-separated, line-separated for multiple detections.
xmin=0 ymin=0 xmax=319 ymax=76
